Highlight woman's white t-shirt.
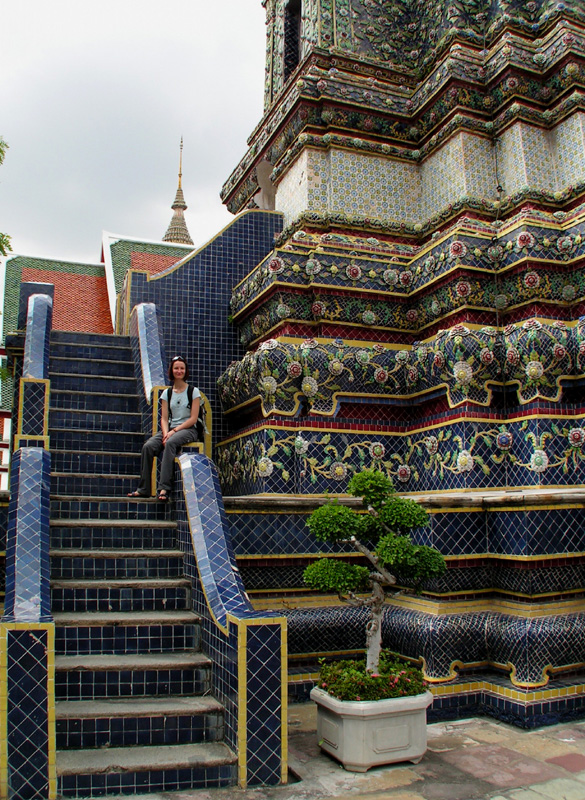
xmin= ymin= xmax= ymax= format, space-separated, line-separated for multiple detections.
xmin=169 ymin=385 xmax=201 ymax=428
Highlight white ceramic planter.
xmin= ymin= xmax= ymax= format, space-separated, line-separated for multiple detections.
xmin=310 ymin=687 xmax=434 ymax=772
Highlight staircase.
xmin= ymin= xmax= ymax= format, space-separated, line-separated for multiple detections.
xmin=48 ymin=331 xmax=237 ymax=797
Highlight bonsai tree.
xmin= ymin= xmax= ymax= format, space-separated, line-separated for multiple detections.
xmin=304 ymin=469 xmax=445 ymax=674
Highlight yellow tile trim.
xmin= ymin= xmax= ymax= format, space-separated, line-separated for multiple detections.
xmin=218 ymin=409 xmax=585 ymax=446
xmin=231 ymin=615 xmax=288 ymax=788
xmin=236 ymin=620 xmax=247 ymax=788
xmin=14 ymin=378 xmax=50 ymax=451
xmin=0 ymin=623 xmax=56 ymax=799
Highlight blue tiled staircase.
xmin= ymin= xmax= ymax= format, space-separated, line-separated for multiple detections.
xmin=48 ymin=332 xmax=237 ymax=797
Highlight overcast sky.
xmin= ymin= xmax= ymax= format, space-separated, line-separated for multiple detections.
xmin=1 ymin=1 xmax=267 ymax=263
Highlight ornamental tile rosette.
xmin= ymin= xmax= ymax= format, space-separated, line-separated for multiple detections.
xmin=431 ymin=324 xmax=503 ymax=407
xmin=503 ymin=319 xmax=572 ymax=403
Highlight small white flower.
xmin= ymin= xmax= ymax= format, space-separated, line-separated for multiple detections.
xmin=257 ymin=457 xmax=274 ymax=477
xmin=329 ymin=462 xmax=348 ymax=480
xmin=525 ymin=361 xmax=544 ymax=380
xmin=294 ymin=435 xmax=309 ymax=455
xmin=453 ymin=361 xmax=473 ymax=386
xmin=457 ymin=450 xmax=474 ymax=472
xmin=302 ymin=377 xmax=319 ymax=396
xmin=260 ymin=376 xmax=277 ymax=395
xmin=530 ymin=450 xmax=548 ymax=473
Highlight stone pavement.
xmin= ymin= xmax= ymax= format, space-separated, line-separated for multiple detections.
xmin=116 ymin=704 xmax=585 ymax=800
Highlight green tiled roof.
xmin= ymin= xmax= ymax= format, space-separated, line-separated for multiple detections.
xmin=3 ymin=255 xmax=105 ymax=341
xmin=109 ymin=240 xmax=190 ymax=295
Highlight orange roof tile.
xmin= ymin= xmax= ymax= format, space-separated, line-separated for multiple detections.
xmin=130 ymin=252 xmax=180 ymax=276
xmin=21 ymin=268 xmax=113 ymax=333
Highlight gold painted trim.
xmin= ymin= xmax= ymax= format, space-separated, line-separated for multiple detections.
xmin=236 ymin=620 xmax=248 ymax=788
xmin=0 ymin=623 xmax=56 ymax=799
xmin=218 ymin=409 xmax=585 ymax=447
xmin=14 ymin=378 xmax=50 ymax=451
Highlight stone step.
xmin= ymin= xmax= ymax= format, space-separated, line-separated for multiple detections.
xmin=51 ymin=450 xmax=140 ymax=475
xmin=57 ymin=742 xmax=237 ymax=797
xmin=51 ymin=331 xmax=130 ymax=347
xmin=50 ymin=389 xmax=140 ymax=414
xmin=51 ymin=472 xmax=140 ymax=497
xmin=51 ymin=577 xmax=190 ymax=613
xmin=49 ymin=372 xmax=137 ymax=395
xmin=50 ymin=524 xmax=177 ymax=551
xmin=49 ymin=408 xmax=142 ymax=433
xmin=55 ymin=696 xmax=224 ymax=749
xmin=54 ymin=611 xmax=200 ymax=656
xmin=50 ymin=496 xmax=170 ymax=521
xmin=50 ymin=341 xmax=132 ymax=360
xmin=50 ymin=551 xmax=184 ymax=580
xmin=49 ymin=427 xmax=145 ymax=453
xmin=50 ymin=356 xmax=135 ymax=377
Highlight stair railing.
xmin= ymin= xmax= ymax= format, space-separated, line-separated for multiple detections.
xmin=175 ymin=453 xmax=288 ymax=788
xmin=129 ymin=301 xmax=287 ymax=788
xmin=1 ymin=291 xmax=56 ymax=799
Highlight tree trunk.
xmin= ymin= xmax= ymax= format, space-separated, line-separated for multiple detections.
xmin=365 ymin=581 xmax=385 ymax=673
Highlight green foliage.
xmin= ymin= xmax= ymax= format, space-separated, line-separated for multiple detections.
xmin=306 ymin=500 xmax=362 ymax=542
xmin=0 ymin=137 xmax=11 ymax=256
xmin=376 ymin=536 xmax=446 ymax=588
xmin=304 ymin=559 xmax=370 ymax=594
xmin=377 ymin=496 xmax=429 ymax=533
xmin=306 ymin=468 xmax=445 ymax=592
xmin=318 ymin=651 xmax=426 ymax=701
xmin=348 ymin=468 xmax=393 ymax=509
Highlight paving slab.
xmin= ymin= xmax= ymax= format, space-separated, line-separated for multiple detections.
xmin=545 ymin=752 xmax=585 ymax=772
xmin=435 ymin=743 xmax=564 ymax=789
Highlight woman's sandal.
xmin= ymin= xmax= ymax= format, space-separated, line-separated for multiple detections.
xmin=127 ymin=490 xmax=147 ymax=498
xmin=157 ymin=491 xmax=169 ymax=502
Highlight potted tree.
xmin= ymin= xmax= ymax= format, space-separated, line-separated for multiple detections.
xmin=305 ymin=469 xmax=446 ymax=772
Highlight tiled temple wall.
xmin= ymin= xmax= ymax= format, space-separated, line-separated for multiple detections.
xmin=275 ymin=113 xmax=585 ymax=228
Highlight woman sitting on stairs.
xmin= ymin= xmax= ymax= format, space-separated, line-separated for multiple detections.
xmin=128 ymin=355 xmax=200 ymax=501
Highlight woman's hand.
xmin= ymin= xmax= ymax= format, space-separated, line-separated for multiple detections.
xmin=162 ymin=428 xmax=175 ymax=444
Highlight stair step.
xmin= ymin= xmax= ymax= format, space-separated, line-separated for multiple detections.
xmin=50 ymin=356 xmax=135 ymax=377
xmin=54 ymin=610 xmax=197 ymax=626
xmin=50 ymin=428 xmax=145 ymax=452
xmin=50 ymin=390 xmax=140 ymax=413
xmin=50 ymin=497 xmax=170 ymax=521
xmin=51 ymin=578 xmax=190 ymax=613
xmin=57 ymin=742 xmax=237 ymax=797
xmin=50 ymin=342 xmax=133 ymax=361
xmin=51 ymin=331 xmax=130 ymax=347
xmin=55 ymin=696 xmax=224 ymax=749
xmin=55 ymin=652 xmax=210 ymax=672
xmin=51 ymin=551 xmax=184 ymax=580
xmin=51 ymin=450 xmax=141 ymax=475
xmin=51 ymin=473 xmax=140 ymax=497
xmin=50 ymin=525 xmax=177 ymax=551
xmin=49 ymin=373 xmax=137 ymax=394
xmin=49 ymin=408 xmax=142 ymax=432
xmin=57 ymin=741 xmax=236 ymax=773
xmin=55 ymin=650 xmax=211 ymax=700
xmin=50 ymin=519 xmax=176 ymax=527
xmin=56 ymin=695 xmax=222 ymax=719
xmin=54 ymin=613 xmax=200 ymax=655
xmin=52 ymin=577 xmax=190 ymax=589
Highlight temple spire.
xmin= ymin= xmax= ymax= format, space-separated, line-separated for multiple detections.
xmin=162 ymin=137 xmax=194 ymax=246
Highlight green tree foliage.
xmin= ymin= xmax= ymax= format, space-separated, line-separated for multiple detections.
xmin=0 ymin=138 xmax=12 ymax=257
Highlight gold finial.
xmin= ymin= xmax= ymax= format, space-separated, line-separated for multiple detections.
xmin=178 ymin=136 xmax=184 ymax=189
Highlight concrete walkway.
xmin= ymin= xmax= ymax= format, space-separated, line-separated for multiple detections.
xmin=113 ymin=703 xmax=585 ymax=800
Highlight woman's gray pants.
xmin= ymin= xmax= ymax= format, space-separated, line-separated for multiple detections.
xmin=137 ymin=428 xmax=198 ymax=495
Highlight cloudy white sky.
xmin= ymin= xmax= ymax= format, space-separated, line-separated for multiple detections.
xmin=1 ymin=0 xmax=267 ymax=263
